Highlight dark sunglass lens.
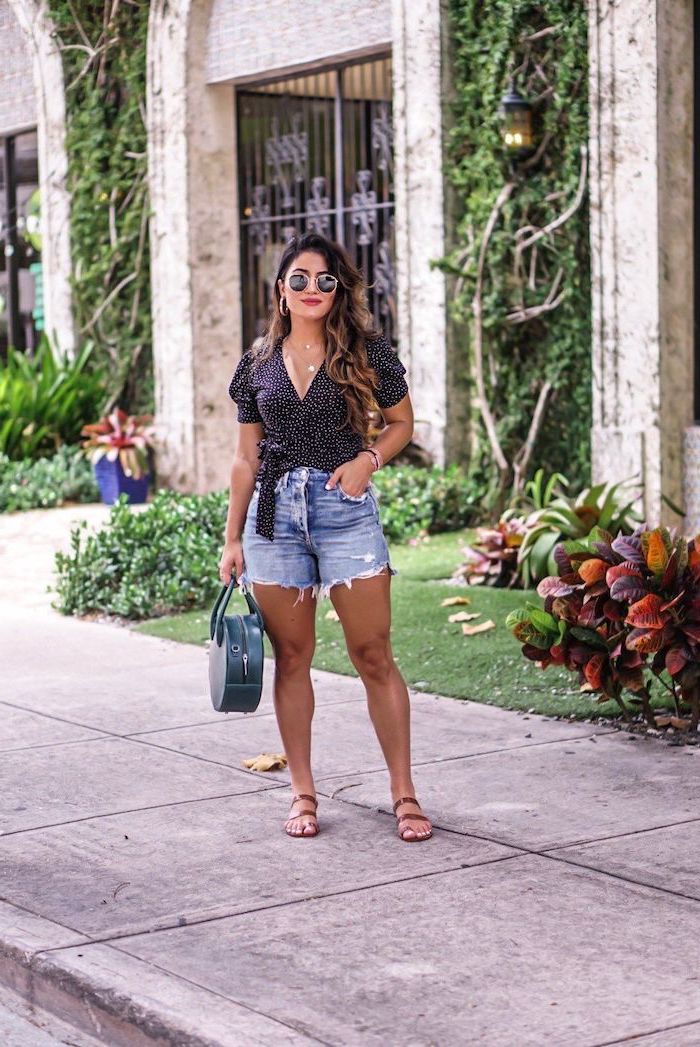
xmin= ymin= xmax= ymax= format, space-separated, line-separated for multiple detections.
xmin=288 ymin=274 xmax=309 ymax=292
xmin=317 ymin=275 xmax=337 ymax=293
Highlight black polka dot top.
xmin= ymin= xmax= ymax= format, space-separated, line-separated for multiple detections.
xmin=228 ymin=333 xmax=409 ymax=541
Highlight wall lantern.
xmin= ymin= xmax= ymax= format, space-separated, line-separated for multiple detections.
xmin=501 ymin=82 xmax=534 ymax=158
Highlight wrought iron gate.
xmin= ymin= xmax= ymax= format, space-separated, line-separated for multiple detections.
xmin=237 ymin=56 xmax=395 ymax=347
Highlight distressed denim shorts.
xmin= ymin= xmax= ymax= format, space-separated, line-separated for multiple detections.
xmin=239 ymin=466 xmax=397 ymax=603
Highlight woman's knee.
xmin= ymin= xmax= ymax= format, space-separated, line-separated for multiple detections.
xmin=348 ymin=636 xmax=394 ymax=682
xmin=272 ymin=639 xmax=315 ymax=676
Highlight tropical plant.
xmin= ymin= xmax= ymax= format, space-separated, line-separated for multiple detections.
xmin=456 ymin=472 xmax=642 ymax=590
xmin=80 ymin=408 xmax=156 ymax=480
xmin=516 ymin=476 xmax=642 ymax=587
xmin=0 ymin=338 xmax=106 ymax=460
xmin=507 ymin=525 xmax=700 ymax=733
xmin=452 ymin=514 xmax=526 ymax=587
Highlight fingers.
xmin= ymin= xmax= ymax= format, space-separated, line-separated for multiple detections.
xmin=325 ymin=467 xmax=341 ymax=490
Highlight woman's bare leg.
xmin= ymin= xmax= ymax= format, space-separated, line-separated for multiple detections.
xmin=251 ymin=583 xmax=318 ymax=836
xmin=329 ymin=570 xmax=432 ymax=840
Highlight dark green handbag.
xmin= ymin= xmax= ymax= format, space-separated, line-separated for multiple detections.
xmin=208 ymin=575 xmax=265 ymax=713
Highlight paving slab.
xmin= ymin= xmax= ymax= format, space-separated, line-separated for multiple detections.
xmin=0 ymin=736 xmax=281 ymax=835
xmin=605 ymin=1022 xmax=700 ymax=1045
xmin=3 ymin=618 xmax=364 ymax=736
xmin=0 ymin=791 xmax=516 ymax=940
xmin=318 ymin=733 xmax=700 ymax=851
xmin=4 ymin=928 xmax=315 ymax=1047
xmin=0 ymin=703 xmax=106 ymax=752
xmin=134 ymin=689 xmax=611 ymax=782
xmin=549 ymin=819 xmax=700 ymax=900
xmin=111 ymin=854 xmax=700 ymax=1047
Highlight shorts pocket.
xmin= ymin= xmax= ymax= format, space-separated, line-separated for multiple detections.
xmin=337 ymin=483 xmax=369 ymax=503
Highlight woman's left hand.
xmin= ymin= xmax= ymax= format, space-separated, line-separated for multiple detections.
xmin=325 ymin=455 xmax=374 ymax=497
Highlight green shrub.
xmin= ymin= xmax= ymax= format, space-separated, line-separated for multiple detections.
xmin=0 ymin=338 xmax=107 ymax=460
xmin=373 ymin=465 xmax=480 ymax=541
xmin=0 ymin=446 xmax=98 ymax=513
xmin=53 ymin=489 xmax=228 ymax=619
xmin=53 ymin=465 xmax=481 ymax=619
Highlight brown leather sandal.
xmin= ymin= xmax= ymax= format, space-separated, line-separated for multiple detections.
xmin=393 ymin=796 xmax=433 ymax=842
xmin=285 ymin=793 xmax=319 ymax=838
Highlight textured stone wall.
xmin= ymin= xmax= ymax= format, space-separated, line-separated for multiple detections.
xmin=151 ymin=0 xmax=450 ymax=492
xmin=0 ymin=0 xmax=36 ymax=133
xmin=391 ymin=0 xmax=448 ymax=463
xmin=148 ymin=0 xmax=239 ymax=494
xmin=206 ymin=0 xmax=391 ymax=84
xmin=588 ymin=0 xmax=693 ymax=527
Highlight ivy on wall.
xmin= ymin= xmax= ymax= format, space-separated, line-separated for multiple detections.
xmin=47 ymin=0 xmax=152 ymax=413
xmin=443 ymin=0 xmax=591 ymax=509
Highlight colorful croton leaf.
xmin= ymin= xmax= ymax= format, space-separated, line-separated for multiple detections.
xmin=507 ymin=524 xmax=700 ymax=731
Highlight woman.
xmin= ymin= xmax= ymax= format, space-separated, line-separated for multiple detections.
xmin=219 ymin=232 xmax=432 ymax=843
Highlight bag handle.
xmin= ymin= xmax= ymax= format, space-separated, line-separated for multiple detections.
xmin=210 ymin=573 xmax=264 ymax=646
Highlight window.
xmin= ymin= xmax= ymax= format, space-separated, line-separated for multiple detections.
xmin=0 ymin=130 xmax=42 ymax=355
xmin=237 ymin=55 xmax=395 ymax=347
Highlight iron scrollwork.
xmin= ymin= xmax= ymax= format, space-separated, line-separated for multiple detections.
xmin=265 ymin=114 xmax=308 ymax=210
xmin=306 ymin=176 xmax=331 ymax=235
xmin=371 ymin=102 xmax=394 ymax=178
xmin=350 ymin=170 xmax=377 ymax=246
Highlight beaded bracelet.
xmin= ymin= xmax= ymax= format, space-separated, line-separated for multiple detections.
xmin=360 ymin=447 xmax=382 ymax=472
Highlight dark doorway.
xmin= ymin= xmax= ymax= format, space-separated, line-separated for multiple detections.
xmin=237 ymin=55 xmax=395 ymax=348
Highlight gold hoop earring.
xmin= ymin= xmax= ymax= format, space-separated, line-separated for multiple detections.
xmin=280 ymin=296 xmax=289 ymax=316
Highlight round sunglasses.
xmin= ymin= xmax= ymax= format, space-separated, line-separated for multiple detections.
xmin=287 ymin=272 xmax=338 ymax=294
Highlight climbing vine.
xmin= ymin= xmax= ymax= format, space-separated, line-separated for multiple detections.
xmin=442 ymin=0 xmax=591 ymax=510
xmin=48 ymin=0 xmax=152 ymax=413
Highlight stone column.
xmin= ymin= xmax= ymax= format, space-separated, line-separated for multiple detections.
xmin=588 ymin=0 xmax=693 ymax=528
xmin=147 ymin=0 xmax=239 ymax=493
xmin=391 ymin=0 xmax=449 ymax=464
xmin=8 ymin=0 xmax=75 ymax=355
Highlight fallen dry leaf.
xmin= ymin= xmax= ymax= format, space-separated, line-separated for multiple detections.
xmin=441 ymin=596 xmax=471 ymax=607
xmin=242 ymin=752 xmax=288 ymax=772
xmin=448 ymin=611 xmax=481 ymax=623
xmin=462 ymin=619 xmax=496 ymax=636
xmin=325 ymin=609 xmax=340 ymax=621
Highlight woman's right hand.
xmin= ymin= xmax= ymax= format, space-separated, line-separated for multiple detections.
xmin=219 ymin=538 xmax=244 ymax=585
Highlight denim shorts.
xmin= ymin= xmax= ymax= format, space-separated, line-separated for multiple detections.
xmin=239 ymin=466 xmax=397 ymax=603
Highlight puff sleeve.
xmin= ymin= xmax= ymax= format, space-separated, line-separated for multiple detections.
xmin=228 ymin=351 xmax=262 ymax=424
xmin=367 ymin=335 xmax=409 ymax=409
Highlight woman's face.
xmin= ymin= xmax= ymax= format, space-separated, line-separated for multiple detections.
xmin=278 ymin=250 xmax=337 ymax=324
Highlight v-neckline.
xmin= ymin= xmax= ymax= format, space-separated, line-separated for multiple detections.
xmin=279 ymin=343 xmax=325 ymax=404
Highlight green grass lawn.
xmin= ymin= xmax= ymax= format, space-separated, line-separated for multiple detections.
xmin=134 ymin=528 xmax=673 ymax=722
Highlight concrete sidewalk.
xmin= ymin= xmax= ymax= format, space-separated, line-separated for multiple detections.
xmin=2 ymin=505 xmax=700 ymax=1046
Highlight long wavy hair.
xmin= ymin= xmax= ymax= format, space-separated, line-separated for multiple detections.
xmin=253 ymin=233 xmax=381 ymax=439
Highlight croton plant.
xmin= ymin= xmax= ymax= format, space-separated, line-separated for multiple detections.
xmin=506 ymin=525 xmax=700 ymax=733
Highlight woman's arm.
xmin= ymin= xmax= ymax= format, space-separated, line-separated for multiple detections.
xmin=368 ymin=393 xmax=414 ymax=464
xmin=325 ymin=393 xmax=414 ymax=496
xmin=219 ymin=420 xmax=264 ymax=583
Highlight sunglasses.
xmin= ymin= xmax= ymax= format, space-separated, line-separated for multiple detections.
xmin=287 ymin=272 xmax=338 ymax=294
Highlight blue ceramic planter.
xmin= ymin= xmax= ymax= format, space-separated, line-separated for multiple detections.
xmin=93 ymin=456 xmax=150 ymax=505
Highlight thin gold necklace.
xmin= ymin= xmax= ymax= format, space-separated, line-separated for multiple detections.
xmin=284 ymin=337 xmax=325 ymax=373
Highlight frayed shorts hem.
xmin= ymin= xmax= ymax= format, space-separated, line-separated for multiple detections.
xmin=239 ymin=561 xmax=398 ymax=607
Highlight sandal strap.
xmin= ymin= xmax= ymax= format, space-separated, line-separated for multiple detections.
xmin=392 ymin=796 xmax=420 ymax=814
xmin=397 ymin=812 xmax=430 ymax=823
xmin=292 ymin=793 xmax=318 ymax=808
xmin=286 ymin=809 xmax=317 ymax=819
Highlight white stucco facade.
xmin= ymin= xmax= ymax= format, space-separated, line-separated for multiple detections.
xmin=147 ymin=0 xmax=451 ymax=492
xmin=588 ymin=0 xmax=694 ymax=528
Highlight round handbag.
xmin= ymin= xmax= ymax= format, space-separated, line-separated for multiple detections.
xmin=208 ymin=575 xmax=265 ymax=713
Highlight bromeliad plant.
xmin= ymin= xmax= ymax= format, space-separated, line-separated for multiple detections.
xmin=80 ymin=408 xmax=156 ymax=480
xmin=456 ymin=470 xmax=642 ymax=589
xmin=506 ymin=525 xmax=700 ymax=733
